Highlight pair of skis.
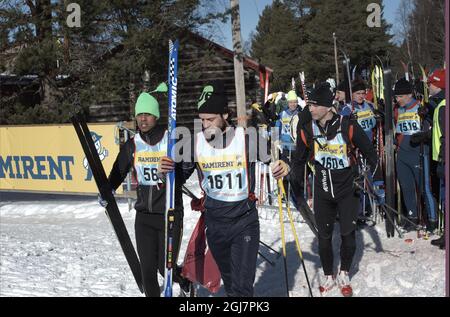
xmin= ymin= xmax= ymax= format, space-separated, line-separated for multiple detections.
xmin=71 ymin=112 xmax=144 ymax=294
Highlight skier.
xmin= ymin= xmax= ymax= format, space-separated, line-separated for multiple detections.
xmin=340 ymin=80 xmax=379 ymax=223
xmin=393 ymin=78 xmax=437 ymax=232
xmin=158 ymin=80 xmax=289 ymax=296
xmin=289 ymin=83 xmax=384 ymax=297
xmin=429 ymin=69 xmax=446 ymax=248
xmin=340 ymin=80 xmax=377 ymax=140
xmin=99 ymin=92 xmax=190 ymax=297
xmin=276 ymin=90 xmax=300 ymax=152
xmin=334 ymin=81 xmax=347 ymax=113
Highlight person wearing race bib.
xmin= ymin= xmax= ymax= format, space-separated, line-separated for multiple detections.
xmin=334 ymin=81 xmax=348 ymax=114
xmin=158 ymin=81 xmax=289 ymax=297
xmin=427 ymin=68 xmax=446 ymax=249
xmin=275 ymin=90 xmax=300 ymax=152
xmin=289 ymin=83 xmax=384 ymax=297
xmin=340 ymin=80 xmax=380 ymax=224
xmin=103 ymin=92 xmax=189 ymax=296
xmin=394 ymin=78 xmax=437 ymax=232
xmin=340 ymin=80 xmax=377 ymax=141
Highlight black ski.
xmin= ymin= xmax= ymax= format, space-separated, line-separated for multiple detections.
xmin=71 ymin=112 xmax=144 ymax=293
xmin=382 ymin=69 xmax=396 ymax=237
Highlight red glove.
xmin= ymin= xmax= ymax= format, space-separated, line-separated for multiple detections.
xmin=190 ymin=196 xmax=205 ymax=212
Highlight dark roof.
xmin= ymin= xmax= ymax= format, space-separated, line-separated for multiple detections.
xmin=186 ymin=31 xmax=273 ymax=74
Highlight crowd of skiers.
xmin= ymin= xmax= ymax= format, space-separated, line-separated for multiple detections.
xmin=99 ymin=65 xmax=446 ymax=298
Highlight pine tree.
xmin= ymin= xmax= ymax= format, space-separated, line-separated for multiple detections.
xmin=396 ymin=0 xmax=445 ymax=72
xmin=0 ymin=0 xmax=228 ymax=124
xmin=301 ymin=0 xmax=393 ymax=82
xmin=250 ymin=0 xmax=394 ymax=88
xmin=250 ymin=0 xmax=302 ymax=91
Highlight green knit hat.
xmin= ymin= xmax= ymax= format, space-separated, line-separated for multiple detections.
xmin=287 ymin=90 xmax=298 ymax=102
xmin=135 ymin=92 xmax=160 ymax=118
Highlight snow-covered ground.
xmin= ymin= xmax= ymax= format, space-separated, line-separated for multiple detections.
xmin=0 ymin=184 xmax=445 ymax=297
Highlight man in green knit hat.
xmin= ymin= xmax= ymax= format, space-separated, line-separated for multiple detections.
xmin=100 ymin=91 xmax=190 ymax=296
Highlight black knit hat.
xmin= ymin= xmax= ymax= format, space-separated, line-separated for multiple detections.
xmin=352 ymin=80 xmax=366 ymax=93
xmin=394 ymin=78 xmax=413 ymax=95
xmin=197 ymin=80 xmax=229 ymax=114
xmin=308 ymin=82 xmax=335 ymax=108
xmin=336 ymin=81 xmax=346 ymax=92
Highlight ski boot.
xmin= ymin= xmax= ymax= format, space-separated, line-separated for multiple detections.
xmin=319 ymin=275 xmax=336 ymax=296
xmin=336 ymin=271 xmax=353 ymax=297
xmin=403 ymin=217 xmax=418 ymax=232
xmin=426 ymin=221 xmax=437 ymax=234
xmin=431 ymin=235 xmax=445 ymax=250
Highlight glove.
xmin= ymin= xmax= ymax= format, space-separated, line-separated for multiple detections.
xmin=373 ymin=181 xmax=385 ymax=206
xmin=268 ymin=93 xmax=278 ymax=104
xmin=270 ymin=160 xmax=290 ymax=180
xmin=418 ymin=105 xmax=429 ymax=118
xmin=251 ymin=103 xmax=262 ymax=112
xmin=436 ymin=162 xmax=444 ymax=179
xmin=97 ymin=190 xmax=115 ymax=208
xmin=410 ymin=131 xmax=431 ymax=145
xmin=190 ymin=196 xmax=205 ymax=212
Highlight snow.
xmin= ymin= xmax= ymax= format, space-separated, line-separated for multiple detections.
xmin=0 ymin=185 xmax=445 ymax=297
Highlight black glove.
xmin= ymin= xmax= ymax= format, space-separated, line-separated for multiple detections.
xmin=410 ymin=130 xmax=431 ymax=145
xmin=418 ymin=104 xmax=429 ymax=118
xmin=377 ymin=99 xmax=385 ymax=112
xmin=436 ymin=162 xmax=444 ymax=179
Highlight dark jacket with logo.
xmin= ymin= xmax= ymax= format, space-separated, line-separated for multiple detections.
xmin=108 ymin=124 xmax=183 ymax=214
xmin=290 ymin=113 xmax=381 ymax=200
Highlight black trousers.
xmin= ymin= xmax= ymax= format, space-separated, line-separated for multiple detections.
xmin=205 ymin=210 xmax=260 ymax=297
xmin=314 ymin=189 xmax=359 ymax=276
xmin=135 ymin=211 xmax=183 ymax=297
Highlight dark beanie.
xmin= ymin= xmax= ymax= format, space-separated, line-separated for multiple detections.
xmin=308 ymin=82 xmax=335 ymax=108
xmin=394 ymin=78 xmax=413 ymax=95
xmin=336 ymin=81 xmax=346 ymax=92
xmin=352 ymin=80 xmax=366 ymax=93
xmin=197 ymin=80 xmax=229 ymax=114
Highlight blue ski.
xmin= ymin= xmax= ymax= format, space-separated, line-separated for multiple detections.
xmin=163 ymin=39 xmax=178 ymax=297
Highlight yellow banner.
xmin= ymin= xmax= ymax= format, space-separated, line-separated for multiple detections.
xmin=0 ymin=123 xmax=122 ymax=194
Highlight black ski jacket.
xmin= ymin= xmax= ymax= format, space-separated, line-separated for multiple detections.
xmin=290 ymin=113 xmax=382 ymax=201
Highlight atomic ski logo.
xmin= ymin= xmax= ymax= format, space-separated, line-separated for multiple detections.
xmin=83 ymin=131 xmax=108 ymax=181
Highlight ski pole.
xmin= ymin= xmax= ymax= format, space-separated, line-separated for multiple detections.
xmin=182 ymin=185 xmax=197 ymax=200
xmin=256 ymin=162 xmax=261 ymax=206
xmin=259 ymin=240 xmax=281 ymax=257
xmin=354 ymin=180 xmax=404 ymax=238
xmin=271 ymin=134 xmax=291 ymax=297
xmin=354 ymin=172 xmax=409 ymax=233
xmin=258 ymin=251 xmax=276 ymax=267
xmin=280 ymin=180 xmax=313 ymax=297
xmin=358 ymin=178 xmax=420 ymax=230
xmin=277 ymin=185 xmax=290 ymax=297
xmin=357 ymin=168 xmax=422 ymax=230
